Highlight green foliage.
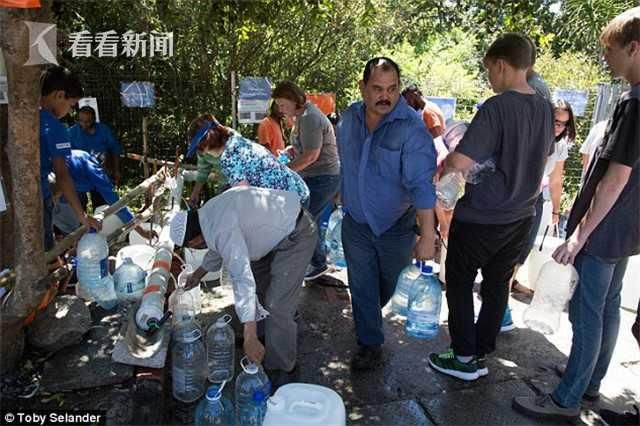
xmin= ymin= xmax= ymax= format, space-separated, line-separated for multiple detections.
xmin=555 ymin=0 xmax=637 ymax=55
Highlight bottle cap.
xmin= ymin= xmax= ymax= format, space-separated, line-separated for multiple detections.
xmin=421 ymin=263 xmax=433 ymax=275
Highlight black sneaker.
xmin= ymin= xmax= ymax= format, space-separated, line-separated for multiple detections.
xmin=600 ymin=405 xmax=639 ymax=426
xmin=351 ymin=345 xmax=383 ymax=371
xmin=304 ymin=264 xmax=330 ymax=281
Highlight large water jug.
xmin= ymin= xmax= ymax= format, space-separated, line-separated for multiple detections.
xmin=235 ymin=357 xmax=271 ymax=426
xmin=523 ymin=260 xmax=579 ymax=335
xmin=325 ymin=207 xmax=346 ymax=268
xmin=263 ymin=383 xmax=346 ymax=426
xmin=113 ymin=257 xmax=146 ymax=303
xmin=406 ymin=264 xmax=442 ymax=339
xmin=76 ymin=229 xmax=117 ymax=310
xmin=390 ymin=260 xmax=421 ymax=316
xmin=172 ymin=319 xmax=207 ymax=403
xmin=194 ymin=383 xmax=235 ymax=426
xmin=206 ymin=314 xmax=235 ymax=383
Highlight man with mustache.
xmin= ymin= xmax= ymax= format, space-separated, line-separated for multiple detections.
xmin=336 ymin=57 xmax=438 ymax=370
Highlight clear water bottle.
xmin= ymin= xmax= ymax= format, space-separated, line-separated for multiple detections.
xmin=523 ymin=261 xmax=579 ymax=335
xmin=220 ymin=266 xmax=232 ymax=287
xmin=235 ymin=357 xmax=271 ymax=426
xmin=406 ymin=264 xmax=442 ymax=339
xmin=325 ymin=207 xmax=346 ymax=268
xmin=390 ymin=260 xmax=421 ymax=316
xmin=172 ymin=319 xmax=207 ymax=403
xmin=194 ymin=383 xmax=235 ymax=426
xmin=113 ymin=257 xmax=146 ymax=303
xmin=206 ymin=314 xmax=235 ymax=383
xmin=436 ymin=172 xmax=466 ymax=210
xmin=178 ymin=264 xmax=202 ymax=314
xmin=76 ymin=229 xmax=117 ymax=310
xmin=168 ymin=285 xmax=197 ymax=327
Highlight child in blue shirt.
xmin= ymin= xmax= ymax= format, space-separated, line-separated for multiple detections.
xmin=40 ymin=66 xmax=101 ymax=251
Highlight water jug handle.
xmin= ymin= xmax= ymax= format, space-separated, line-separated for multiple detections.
xmin=220 ymin=314 xmax=232 ymax=325
xmin=538 ymin=226 xmax=550 ymax=251
xmin=289 ymin=400 xmax=323 ymax=413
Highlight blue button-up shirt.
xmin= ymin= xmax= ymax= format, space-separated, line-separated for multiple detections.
xmin=69 ymin=122 xmax=123 ymax=161
xmin=336 ymin=97 xmax=437 ymax=236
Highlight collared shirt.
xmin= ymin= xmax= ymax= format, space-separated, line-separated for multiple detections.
xmin=336 ymin=97 xmax=437 ymax=236
xmin=40 ymin=108 xmax=72 ymax=200
xmin=220 ymin=132 xmax=310 ymax=203
xmin=199 ymin=186 xmax=301 ymax=322
xmin=65 ymin=150 xmax=134 ymax=224
xmin=69 ymin=122 xmax=123 ymax=162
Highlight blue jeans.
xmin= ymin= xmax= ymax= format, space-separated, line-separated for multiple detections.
xmin=342 ymin=209 xmax=416 ymax=346
xmin=553 ymin=253 xmax=628 ymax=408
xmin=303 ymin=174 xmax=341 ymax=268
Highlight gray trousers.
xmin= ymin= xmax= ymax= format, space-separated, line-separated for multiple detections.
xmin=251 ymin=208 xmax=316 ymax=371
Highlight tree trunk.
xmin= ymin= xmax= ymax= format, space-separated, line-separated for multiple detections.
xmin=0 ymin=1 xmax=52 ymax=373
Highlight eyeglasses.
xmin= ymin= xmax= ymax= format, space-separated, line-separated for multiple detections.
xmin=554 ymin=119 xmax=569 ymax=127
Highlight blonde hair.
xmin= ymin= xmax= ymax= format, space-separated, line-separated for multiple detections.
xmin=600 ymin=7 xmax=640 ymax=47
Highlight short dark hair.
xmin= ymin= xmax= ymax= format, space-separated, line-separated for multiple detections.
xmin=40 ymin=66 xmax=84 ymax=98
xmin=272 ymin=81 xmax=306 ymax=108
xmin=554 ymin=99 xmax=576 ymax=143
xmin=78 ymin=105 xmax=96 ymax=120
xmin=484 ymin=33 xmax=533 ymax=70
xmin=401 ymin=84 xmax=422 ymax=97
xmin=525 ymin=35 xmax=537 ymax=67
xmin=363 ymin=57 xmax=401 ymax=84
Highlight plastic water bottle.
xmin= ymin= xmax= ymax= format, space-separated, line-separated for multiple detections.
xmin=206 ymin=314 xmax=235 ymax=383
xmin=113 ymin=257 xmax=146 ymax=303
xmin=172 ymin=319 xmax=207 ymax=403
xmin=325 ymin=207 xmax=346 ymax=268
xmin=406 ymin=264 xmax=442 ymax=339
xmin=178 ymin=264 xmax=202 ymax=314
xmin=194 ymin=384 xmax=235 ymax=426
xmin=76 ymin=229 xmax=117 ymax=310
xmin=136 ymin=245 xmax=173 ymax=331
xmin=436 ymin=172 xmax=466 ymax=210
xmin=235 ymin=357 xmax=271 ymax=426
xmin=220 ymin=266 xmax=232 ymax=287
xmin=523 ymin=261 xmax=579 ymax=335
xmin=168 ymin=285 xmax=197 ymax=327
xmin=390 ymin=260 xmax=421 ymax=316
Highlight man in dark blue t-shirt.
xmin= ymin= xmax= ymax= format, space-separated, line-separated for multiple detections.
xmin=40 ymin=67 xmax=101 ymax=251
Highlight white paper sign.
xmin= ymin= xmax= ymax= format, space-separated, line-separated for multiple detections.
xmin=78 ymin=97 xmax=100 ymax=122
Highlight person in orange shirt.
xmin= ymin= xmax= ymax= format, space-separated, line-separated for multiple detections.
xmin=257 ymin=101 xmax=285 ymax=156
xmin=402 ymin=85 xmax=446 ymax=138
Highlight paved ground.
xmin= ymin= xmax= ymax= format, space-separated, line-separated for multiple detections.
xmin=2 ymin=266 xmax=638 ymax=425
xmin=290 ymin=267 xmax=639 ymax=425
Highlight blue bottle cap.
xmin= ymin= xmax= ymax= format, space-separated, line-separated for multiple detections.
xmin=420 ymin=263 xmax=433 ymax=275
xmin=206 ymin=385 xmax=221 ymax=401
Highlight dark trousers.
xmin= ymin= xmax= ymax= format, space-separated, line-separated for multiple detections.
xmin=342 ymin=209 xmax=416 ymax=346
xmin=445 ymin=217 xmax=532 ymax=357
